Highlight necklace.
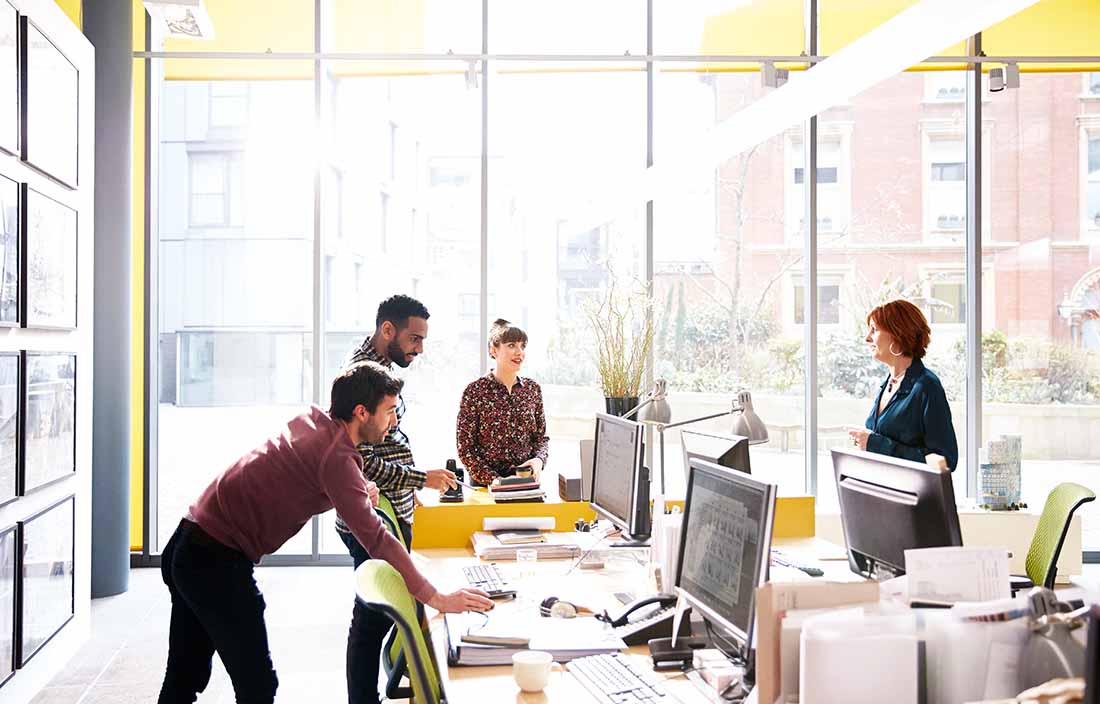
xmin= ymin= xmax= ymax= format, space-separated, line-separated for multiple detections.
xmin=886 ymin=371 xmax=906 ymax=393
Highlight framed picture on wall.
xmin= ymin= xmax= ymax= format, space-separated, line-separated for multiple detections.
xmin=16 ymin=496 xmax=74 ymax=667
xmin=0 ymin=175 xmax=16 ymax=325
xmin=22 ymin=186 xmax=76 ymax=330
xmin=0 ymin=1 xmax=17 ymax=156
xmin=0 ymin=523 xmax=15 ymax=689
xmin=20 ymin=18 xmax=78 ymax=188
xmin=20 ymin=352 xmax=75 ymax=495
xmin=0 ymin=352 xmax=17 ymax=506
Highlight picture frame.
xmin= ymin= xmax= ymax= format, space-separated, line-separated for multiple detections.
xmin=0 ymin=523 xmax=15 ymax=689
xmin=19 ymin=17 xmax=78 ymax=188
xmin=16 ymin=495 xmax=74 ymax=667
xmin=22 ymin=185 xmax=76 ymax=330
xmin=0 ymin=1 xmax=16 ymax=156
xmin=20 ymin=352 xmax=75 ymax=495
xmin=0 ymin=352 xmax=17 ymax=506
xmin=0 ymin=174 xmax=17 ymax=325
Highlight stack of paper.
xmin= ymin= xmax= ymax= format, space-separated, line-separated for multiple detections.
xmin=470 ymin=531 xmax=581 ymax=561
xmin=445 ymin=612 xmax=626 ymax=665
xmin=491 ymin=488 xmax=546 ymax=503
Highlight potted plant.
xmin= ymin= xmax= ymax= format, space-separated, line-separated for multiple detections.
xmin=586 ymin=282 xmax=655 ymax=416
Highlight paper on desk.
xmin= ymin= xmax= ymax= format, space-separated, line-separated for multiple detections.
xmin=904 ymin=547 xmax=1010 ymax=603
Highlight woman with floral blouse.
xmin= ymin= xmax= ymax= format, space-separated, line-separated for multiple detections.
xmin=456 ymin=319 xmax=550 ymax=486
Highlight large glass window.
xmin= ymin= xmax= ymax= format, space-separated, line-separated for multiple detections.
xmin=813 ymin=72 xmax=970 ymax=510
xmin=986 ymin=73 xmax=1100 ymax=550
xmin=487 ymin=64 xmax=645 ymax=485
xmin=317 ymin=65 xmax=481 ymax=555
xmin=654 ymin=70 xmax=806 ymax=498
xmin=157 ymin=75 xmax=315 ymax=554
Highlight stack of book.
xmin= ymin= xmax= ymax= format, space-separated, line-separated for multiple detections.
xmin=489 ymin=475 xmax=545 ymax=503
xmin=470 ymin=531 xmax=581 ymax=561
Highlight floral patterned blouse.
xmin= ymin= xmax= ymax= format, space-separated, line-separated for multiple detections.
xmin=456 ymin=373 xmax=550 ymax=486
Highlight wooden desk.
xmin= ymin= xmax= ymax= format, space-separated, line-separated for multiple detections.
xmin=410 ymin=536 xmax=849 ymax=703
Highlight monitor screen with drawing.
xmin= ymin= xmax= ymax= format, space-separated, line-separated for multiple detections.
xmin=675 ymin=457 xmax=776 ymax=660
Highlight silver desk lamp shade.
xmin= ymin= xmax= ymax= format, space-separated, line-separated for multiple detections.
xmin=730 ymin=390 xmax=769 ymax=444
xmin=639 ymin=379 xmax=672 ymax=424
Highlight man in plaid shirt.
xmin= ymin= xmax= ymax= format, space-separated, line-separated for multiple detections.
xmin=336 ymin=294 xmax=457 ymax=704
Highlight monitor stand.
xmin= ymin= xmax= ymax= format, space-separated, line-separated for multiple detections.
xmin=610 ymin=534 xmax=651 ymax=548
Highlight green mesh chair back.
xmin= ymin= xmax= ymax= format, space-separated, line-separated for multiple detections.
xmin=1025 ymin=482 xmax=1096 ymax=589
xmin=356 ymin=560 xmax=445 ymax=704
xmin=375 ymin=494 xmax=407 ymax=550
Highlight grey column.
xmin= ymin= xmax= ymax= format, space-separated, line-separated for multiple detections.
xmin=83 ymin=0 xmax=133 ymax=598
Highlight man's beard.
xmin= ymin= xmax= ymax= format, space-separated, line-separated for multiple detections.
xmin=387 ymin=338 xmax=413 ymax=368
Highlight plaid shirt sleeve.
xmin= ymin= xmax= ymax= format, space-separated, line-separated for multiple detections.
xmin=357 ymin=430 xmax=427 ymax=491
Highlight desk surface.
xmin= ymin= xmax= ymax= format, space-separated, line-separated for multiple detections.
xmin=405 ymin=536 xmax=850 ymax=703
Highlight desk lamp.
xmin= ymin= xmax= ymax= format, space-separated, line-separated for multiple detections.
xmin=627 ymin=382 xmax=769 ymax=497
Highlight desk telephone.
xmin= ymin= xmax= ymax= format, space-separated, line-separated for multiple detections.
xmin=603 ymin=593 xmax=689 ymax=646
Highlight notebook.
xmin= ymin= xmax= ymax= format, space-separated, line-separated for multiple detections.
xmin=492 ymin=529 xmax=547 ymax=545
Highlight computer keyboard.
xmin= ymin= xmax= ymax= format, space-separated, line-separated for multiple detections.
xmin=567 ymin=653 xmax=672 ymax=703
xmin=461 ymin=563 xmax=516 ymax=598
xmin=770 ymin=550 xmax=824 ymax=577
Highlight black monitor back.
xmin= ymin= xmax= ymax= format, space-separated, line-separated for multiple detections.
xmin=681 ymin=430 xmax=750 ymax=476
xmin=832 ymin=448 xmax=962 ymax=580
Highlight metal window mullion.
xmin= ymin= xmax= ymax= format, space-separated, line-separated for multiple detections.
xmin=803 ymin=0 xmax=819 ymax=497
xmin=311 ymin=0 xmax=323 ymax=561
xmin=965 ymin=33 xmax=983 ymax=498
xmin=479 ymin=0 xmax=489 ymax=376
xmin=644 ymin=0 xmax=656 ymax=486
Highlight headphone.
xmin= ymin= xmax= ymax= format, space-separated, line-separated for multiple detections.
xmin=539 ymin=596 xmax=597 ymax=619
xmin=574 ymin=517 xmax=595 ymax=532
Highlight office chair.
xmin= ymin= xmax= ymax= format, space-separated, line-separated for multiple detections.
xmin=356 ymin=561 xmax=447 ymax=704
xmin=375 ymin=494 xmax=407 ymax=549
xmin=1010 ymin=482 xmax=1096 ymax=594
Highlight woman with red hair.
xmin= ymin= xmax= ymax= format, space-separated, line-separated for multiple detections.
xmin=847 ymin=299 xmax=958 ymax=470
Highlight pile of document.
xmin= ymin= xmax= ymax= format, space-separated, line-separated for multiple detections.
xmin=489 ymin=476 xmax=545 ymax=503
xmin=445 ymin=611 xmax=626 ymax=665
xmin=470 ymin=531 xmax=581 ymax=561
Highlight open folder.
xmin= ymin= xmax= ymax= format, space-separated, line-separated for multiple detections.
xmin=445 ymin=612 xmax=626 ymax=666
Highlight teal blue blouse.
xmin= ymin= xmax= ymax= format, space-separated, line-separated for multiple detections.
xmin=864 ymin=358 xmax=959 ymax=471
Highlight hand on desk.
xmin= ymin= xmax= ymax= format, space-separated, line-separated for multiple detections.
xmin=430 ymin=588 xmax=495 ymax=614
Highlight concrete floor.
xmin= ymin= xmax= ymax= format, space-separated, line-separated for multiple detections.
xmin=30 ymin=565 xmax=359 ymax=703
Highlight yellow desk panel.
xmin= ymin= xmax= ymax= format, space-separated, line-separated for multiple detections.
xmin=411 ymin=493 xmax=816 ymax=549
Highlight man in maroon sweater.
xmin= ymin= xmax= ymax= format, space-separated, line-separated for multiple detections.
xmin=157 ymin=361 xmax=492 ymax=704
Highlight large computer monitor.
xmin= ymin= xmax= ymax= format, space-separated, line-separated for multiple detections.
xmin=832 ymin=447 xmax=963 ymax=580
xmin=675 ymin=457 xmax=777 ymax=663
xmin=590 ymin=412 xmax=650 ymax=546
xmin=681 ymin=430 xmax=751 ymax=480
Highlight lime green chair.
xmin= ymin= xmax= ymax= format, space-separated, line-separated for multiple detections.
xmin=375 ymin=494 xmax=407 ymax=550
xmin=1012 ymin=483 xmax=1096 ymax=593
xmin=370 ymin=494 xmax=415 ymax=698
xmin=356 ymin=560 xmax=446 ymax=704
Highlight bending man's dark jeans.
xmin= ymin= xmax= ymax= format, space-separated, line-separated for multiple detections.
xmin=340 ymin=516 xmax=413 ymax=704
xmin=158 ymin=520 xmax=278 ymax=704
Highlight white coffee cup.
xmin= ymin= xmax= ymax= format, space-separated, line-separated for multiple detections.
xmin=512 ymin=650 xmax=553 ymax=692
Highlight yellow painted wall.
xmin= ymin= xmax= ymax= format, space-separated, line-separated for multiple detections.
xmin=53 ymin=0 xmax=80 ymax=28
xmin=131 ymin=0 xmax=145 ymax=551
xmin=55 ymin=0 xmax=148 ymax=550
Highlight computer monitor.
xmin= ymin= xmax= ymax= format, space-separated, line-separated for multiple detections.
xmin=675 ymin=457 xmax=777 ymax=664
xmin=590 ymin=412 xmax=650 ymax=546
xmin=681 ymin=430 xmax=751 ymax=480
xmin=832 ymin=448 xmax=963 ymax=581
